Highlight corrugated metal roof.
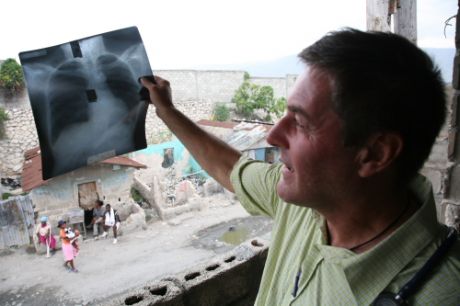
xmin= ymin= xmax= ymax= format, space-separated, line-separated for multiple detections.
xmin=21 ymin=147 xmax=146 ymax=192
xmin=226 ymin=125 xmax=268 ymax=151
xmin=197 ymin=119 xmax=274 ymax=132
xmin=196 ymin=119 xmax=238 ymax=129
xmin=101 ymin=156 xmax=147 ymax=169
xmin=196 ymin=120 xmax=275 ymax=151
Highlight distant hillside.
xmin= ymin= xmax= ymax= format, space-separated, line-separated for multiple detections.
xmin=199 ymin=48 xmax=455 ymax=83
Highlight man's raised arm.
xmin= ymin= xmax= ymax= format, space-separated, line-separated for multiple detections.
xmin=140 ymin=76 xmax=241 ymax=192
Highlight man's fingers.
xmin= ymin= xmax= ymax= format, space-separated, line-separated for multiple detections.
xmin=140 ymin=75 xmax=170 ymax=88
xmin=140 ymin=76 xmax=155 ymax=88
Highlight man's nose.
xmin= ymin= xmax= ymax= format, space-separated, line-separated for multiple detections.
xmin=267 ymin=116 xmax=289 ymax=149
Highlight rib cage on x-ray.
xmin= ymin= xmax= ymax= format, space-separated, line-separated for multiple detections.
xmin=19 ymin=27 xmax=152 ymax=180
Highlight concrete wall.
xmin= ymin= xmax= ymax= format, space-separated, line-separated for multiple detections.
xmin=101 ymin=237 xmax=269 ymax=306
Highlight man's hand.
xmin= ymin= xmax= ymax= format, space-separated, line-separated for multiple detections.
xmin=140 ymin=76 xmax=173 ymax=117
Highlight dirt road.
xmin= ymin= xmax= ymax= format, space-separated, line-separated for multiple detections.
xmin=0 ymin=198 xmax=269 ymax=306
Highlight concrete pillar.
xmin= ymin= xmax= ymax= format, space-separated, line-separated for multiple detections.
xmin=442 ymin=1 xmax=460 ymax=231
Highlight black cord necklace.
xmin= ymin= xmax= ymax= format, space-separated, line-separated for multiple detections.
xmin=348 ymin=201 xmax=410 ymax=251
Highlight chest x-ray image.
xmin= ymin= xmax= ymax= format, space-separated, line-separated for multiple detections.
xmin=19 ymin=26 xmax=152 ymax=180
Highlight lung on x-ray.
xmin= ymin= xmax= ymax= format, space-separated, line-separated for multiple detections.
xmin=19 ymin=26 xmax=152 ymax=180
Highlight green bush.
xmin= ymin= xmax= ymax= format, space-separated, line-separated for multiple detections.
xmin=0 ymin=107 xmax=8 ymax=138
xmin=2 ymin=193 xmax=12 ymax=200
xmin=0 ymin=107 xmax=8 ymax=122
xmin=0 ymin=59 xmax=24 ymax=94
xmin=130 ymin=187 xmax=145 ymax=204
xmin=212 ymin=103 xmax=230 ymax=121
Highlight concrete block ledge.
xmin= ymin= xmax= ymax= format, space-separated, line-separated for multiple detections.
xmin=101 ymin=237 xmax=269 ymax=306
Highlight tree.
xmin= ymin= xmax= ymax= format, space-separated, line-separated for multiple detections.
xmin=0 ymin=58 xmax=24 ymax=94
xmin=212 ymin=103 xmax=231 ymax=122
xmin=232 ymin=74 xmax=286 ymax=122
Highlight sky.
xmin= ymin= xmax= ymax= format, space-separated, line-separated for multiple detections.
xmin=0 ymin=0 xmax=457 ymax=70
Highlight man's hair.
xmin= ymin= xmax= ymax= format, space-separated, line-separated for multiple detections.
xmin=299 ymin=28 xmax=446 ymax=182
xmin=96 ymin=200 xmax=103 ymax=206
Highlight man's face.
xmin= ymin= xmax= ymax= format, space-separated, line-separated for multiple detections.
xmin=266 ymin=67 xmax=359 ymax=208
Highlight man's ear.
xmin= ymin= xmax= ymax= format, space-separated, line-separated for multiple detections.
xmin=355 ymin=133 xmax=403 ymax=178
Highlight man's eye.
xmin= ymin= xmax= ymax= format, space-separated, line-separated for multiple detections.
xmin=295 ymin=119 xmax=307 ymax=129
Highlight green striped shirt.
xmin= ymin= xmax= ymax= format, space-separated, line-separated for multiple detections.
xmin=230 ymin=157 xmax=460 ymax=305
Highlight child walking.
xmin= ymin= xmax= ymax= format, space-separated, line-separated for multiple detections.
xmin=58 ymin=220 xmax=79 ymax=273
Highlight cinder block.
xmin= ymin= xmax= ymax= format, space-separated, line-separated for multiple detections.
xmin=99 ymin=279 xmax=184 ymax=306
xmin=100 ymin=238 xmax=269 ymax=306
xmin=177 ymin=238 xmax=269 ymax=306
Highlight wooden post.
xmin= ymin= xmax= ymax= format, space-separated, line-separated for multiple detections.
xmin=366 ymin=0 xmax=391 ymax=31
xmin=367 ymin=0 xmax=417 ymax=44
xmin=394 ymin=0 xmax=417 ymax=44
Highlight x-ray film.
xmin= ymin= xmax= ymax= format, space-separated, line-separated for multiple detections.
xmin=19 ymin=26 xmax=152 ymax=180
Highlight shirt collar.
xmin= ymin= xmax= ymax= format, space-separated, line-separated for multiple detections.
xmin=317 ymin=175 xmax=441 ymax=305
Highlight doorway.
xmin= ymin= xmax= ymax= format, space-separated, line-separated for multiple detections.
xmin=77 ymin=181 xmax=99 ymax=226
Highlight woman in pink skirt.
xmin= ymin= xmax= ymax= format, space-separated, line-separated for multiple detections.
xmin=58 ymin=220 xmax=79 ymax=273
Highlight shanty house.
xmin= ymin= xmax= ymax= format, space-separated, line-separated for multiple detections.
xmin=198 ymin=119 xmax=280 ymax=163
xmin=21 ymin=147 xmax=146 ymax=229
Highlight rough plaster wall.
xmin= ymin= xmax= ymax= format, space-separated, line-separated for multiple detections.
xmin=251 ymin=77 xmax=288 ymax=98
xmin=0 ymin=105 xmax=39 ymax=176
xmin=197 ymin=71 xmax=246 ymax=102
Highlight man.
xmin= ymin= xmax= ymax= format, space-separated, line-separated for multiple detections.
xmin=100 ymin=203 xmax=120 ymax=244
xmin=140 ymin=28 xmax=459 ymax=305
xmin=91 ymin=199 xmax=105 ymax=238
